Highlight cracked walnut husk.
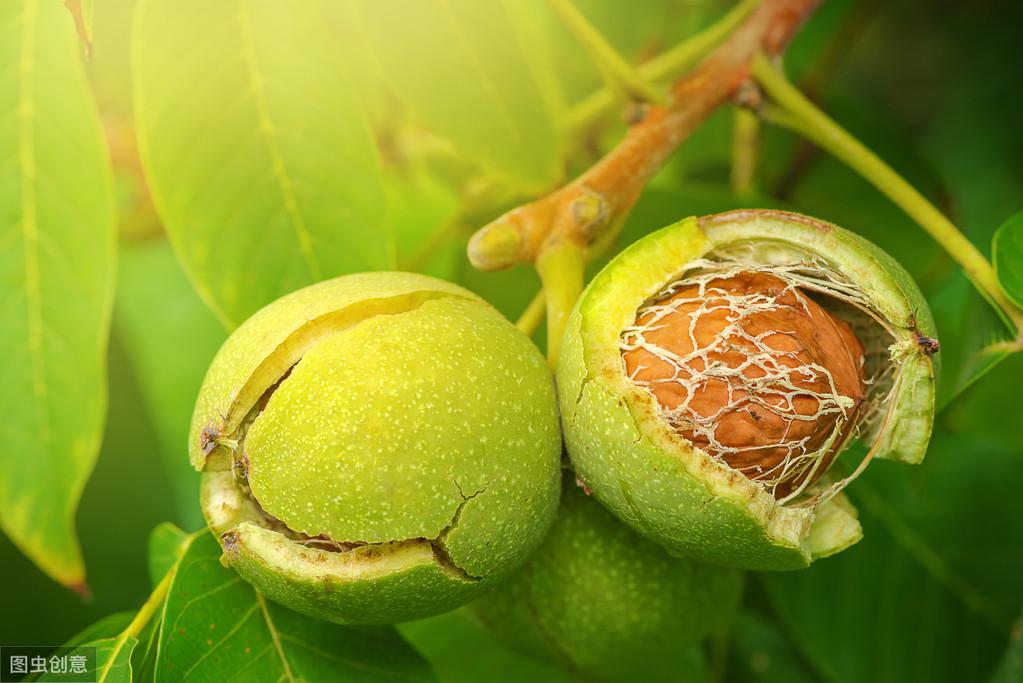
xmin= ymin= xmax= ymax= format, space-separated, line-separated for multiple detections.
xmin=557 ymin=210 xmax=937 ymax=571
xmin=191 ymin=272 xmax=561 ymax=624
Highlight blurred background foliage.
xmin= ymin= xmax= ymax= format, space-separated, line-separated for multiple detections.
xmin=2 ymin=0 xmax=1022 ymax=681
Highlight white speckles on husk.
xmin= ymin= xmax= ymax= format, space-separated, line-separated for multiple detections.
xmin=191 ymin=273 xmax=561 ymax=624
xmin=470 ymin=482 xmax=742 ymax=678
xmin=557 ymin=211 xmax=935 ymax=571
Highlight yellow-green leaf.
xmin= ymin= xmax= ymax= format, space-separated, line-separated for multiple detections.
xmin=0 ymin=0 xmax=116 ymax=588
xmin=357 ymin=0 xmax=564 ymax=193
xmin=133 ymin=0 xmax=393 ymax=327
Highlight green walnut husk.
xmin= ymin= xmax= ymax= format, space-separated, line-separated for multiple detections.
xmin=191 ymin=272 xmax=562 ymax=624
xmin=470 ymin=480 xmax=742 ymax=679
xmin=558 ymin=209 xmax=938 ymax=571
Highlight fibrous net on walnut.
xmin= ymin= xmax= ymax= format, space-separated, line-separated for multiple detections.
xmin=621 ymin=269 xmax=866 ymax=501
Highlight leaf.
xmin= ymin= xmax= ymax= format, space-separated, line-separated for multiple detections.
xmin=554 ymin=0 xmax=716 ymax=104
xmin=991 ymin=608 xmax=1023 ymax=683
xmin=726 ymin=611 xmax=819 ymax=683
xmin=91 ymin=635 xmax=140 ymax=683
xmin=356 ymin=0 xmax=564 ymax=193
xmin=941 ymin=351 xmax=1023 ymax=454
xmin=928 ymin=273 xmax=1014 ymax=409
xmin=759 ymin=432 xmax=1023 ymax=683
xmin=993 ymin=211 xmax=1023 ymax=309
xmin=63 ymin=0 xmax=94 ymax=54
xmin=388 ymin=162 xmax=462 ymax=280
xmin=133 ymin=0 xmax=393 ymax=327
xmin=0 ymin=0 xmax=117 ymax=588
xmin=115 ymin=241 xmax=225 ymax=526
xmin=400 ymin=611 xmax=709 ymax=683
xmin=64 ymin=612 xmax=135 ymax=647
xmin=39 ymin=636 xmax=140 ymax=683
xmin=148 ymin=522 xmax=189 ymax=587
xmin=131 ymin=610 xmax=162 ymax=683
xmin=155 ymin=532 xmax=434 ymax=682
xmin=399 ymin=612 xmax=577 ymax=683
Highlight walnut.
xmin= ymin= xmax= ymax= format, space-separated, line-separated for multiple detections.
xmin=622 ymin=271 xmax=865 ymax=499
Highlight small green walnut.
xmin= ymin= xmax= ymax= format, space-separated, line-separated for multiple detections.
xmin=470 ymin=480 xmax=743 ymax=679
xmin=190 ymin=272 xmax=562 ymax=624
xmin=558 ymin=210 xmax=938 ymax=570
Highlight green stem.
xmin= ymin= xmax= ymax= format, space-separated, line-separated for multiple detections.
xmin=516 ymin=289 xmax=547 ymax=337
xmin=567 ymin=0 xmax=759 ymax=134
xmin=97 ymin=565 xmax=176 ymax=682
xmin=752 ymin=53 xmax=1023 ymax=333
xmin=548 ymin=0 xmax=664 ymax=108
xmin=730 ymin=105 xmax=760 ymax=196
xmin=535 ymin=244 xmax=585 ymax=366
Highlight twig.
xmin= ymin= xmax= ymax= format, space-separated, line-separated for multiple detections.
xmin=566 ymin=0 xmax=760 ymax=135
xmin=752 ymin=54 xmax=1023 ymax=334
xmin=469 ymin=0 xmax=820 ymax=271
xmin=516 ymin=290 xmax=547 ymax=337
xmin=548 ymin=0 xmax=666 ymax=107
xmin=535 ymin=244 xmax=585 ymax=364
xmin=730 ymin=84 xmax=762 ymax=195
xmin=468 ymin=0 xmax=821 ymax=360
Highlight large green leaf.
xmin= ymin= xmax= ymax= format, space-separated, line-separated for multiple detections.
xmin=399 ymin=612 xmax=577 ymax=683
xmin=726 ymin=611 xmax=819 ymax=683
xmin=133 ymin=0 xmax=392 ymax=327
xmin=400 ymin=610 xmax=708 ymax=683
xmin=155 ymin=532 xmax=434 ymax=682
xmin=0 ymin=0 xmax=116 ymax=588
xmin=356 ymin=1 xmax=564 ymax=193
xmin=992 ymin=211 xmax=1023 ymax=310
xmin=928 ymin=273 xmax=1013 ymax=409
xmin=115 ymin=241 xmax=225 ymax=527
xmin=64 ymin=612 xmax=135 ymax=648
xmin=760 ymin=432 xmax=1023 ymax=683
xmin=89 ymin=635 xmax=139 ymax=683
xmin=46 ymin=624 xmax=139 ymax=683
xmin=147 ymin=522 xmax=189 ymax=587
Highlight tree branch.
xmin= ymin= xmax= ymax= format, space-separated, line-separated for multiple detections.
xmin=467 ymin=0 xmax=821 ymax=271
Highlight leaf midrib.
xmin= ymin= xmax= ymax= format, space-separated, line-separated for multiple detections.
xmin=235 ymin=0 xmax=320 ymax=283
xmin=18 ymin=0 xmax=49 ymax=444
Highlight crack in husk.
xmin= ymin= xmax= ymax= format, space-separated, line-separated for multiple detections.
xmin=204 ymin=291 xmax=487 ymax=582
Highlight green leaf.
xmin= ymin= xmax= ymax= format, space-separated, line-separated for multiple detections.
xmin=156 ymin=532 xmax=435 ymax=682
xmin=133 ymin=0 xmax=393 ymax=327
xmin=43 ymin=635 xmax=139 ymax=683
xmin=0 ymin=0 xmax=116 ymax=588
xmin=760 ymin=432 xmax=1023 ymax=683
xmin=115 ymin=241 xmax=225 ymax=526
xmin=929 ymin=273 xmax=1014 ymax=409
xmin=726 ymin=611 xmax=819 ymax=683
xmin=64 ymin=612 xmax=135 ymax=647
xmin=991 ymin=608 xmax=1023 ymax=683
xmin=399 ymin=612 xmax=577 ymax=683
xmin=91 ymin=635 xmax=139 ymax=683
xmin=390 ymin=181 xmax=462 ymax=280
xmin=993 ymin=211 xmax=1023 ymax=309
xmin=147 ymin=522 xmax=189 ymax=587
xmin=131 ymin=611 xmax=162 ymax=683
xmin=356 ymin=0 xmax=564 ymax=193
xmin=401 ymin=611 xmax=707 ymax=683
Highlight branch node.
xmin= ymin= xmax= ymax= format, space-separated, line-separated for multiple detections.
xmin=570 ymin=188 xmax=610 ymax=239
xmin=467 ymin=221 xmax=524 ymax=271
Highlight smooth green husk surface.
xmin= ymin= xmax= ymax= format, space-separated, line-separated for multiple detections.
xmin=192 ymin=272 xmax=562 ymax=623
xmin=558 ymin=210 xmax=936 ymax=570
xmin=470 ymin=481 xmax=743 ymax=679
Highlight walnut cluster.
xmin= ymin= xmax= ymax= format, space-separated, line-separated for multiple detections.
xmin=622 ymin=271 xmax=866 ymax=500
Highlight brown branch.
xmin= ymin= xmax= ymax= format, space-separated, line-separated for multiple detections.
xmin=468 ymin=0 xmax=821 ymax=271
